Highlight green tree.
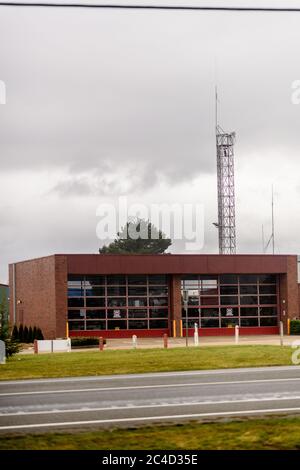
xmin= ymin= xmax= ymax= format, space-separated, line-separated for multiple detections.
xmin=11 ymin=324 xmax=19 ymax=341
xmin=23 ymin=326 xmax=29 ymax=343
xmin=0 ymin=299 xmax=20 ymax=358
xmin=99 ymin=218 xmax=172 ymax=254
xmin=36 ymin=328 xmax=44 ymax=340
xmin=18 ymin=324 xmax=24 ymax=342
xmin=32 ymin=326 xmax=37 ymax=341
xmin=28 ymin=326 xmax=33 ymax=343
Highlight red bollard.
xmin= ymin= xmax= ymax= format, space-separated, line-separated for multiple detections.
xmin=34 ymin=339 xmax=38 ymax=354
xmin=99 ymin=337 xmax=104 ymax=351
xmin=163 ymin=334 xmax=168 ymax=349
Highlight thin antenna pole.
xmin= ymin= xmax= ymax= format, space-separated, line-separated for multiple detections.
xmin=271 ymin=185 xmax=275 ymax=254
xmin=215 ymin=86 xmax=218 ymax=133
xmin=262 ymin=224 xmax=265 ymax=253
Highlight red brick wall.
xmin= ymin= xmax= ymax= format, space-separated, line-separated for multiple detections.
xmin=279 ymin=256 xmax=299 ymax=332
xmin=55 ymin=256 xmax=68 ymax=338
xmin=169 ymin=275 xmax=182 ymax=337
xmin=9 ymin=255 xmax=67 ymax=339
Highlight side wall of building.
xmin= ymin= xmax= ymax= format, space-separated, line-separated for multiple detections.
xmin=279 ymin=256 xmax=299 ymax=332
xmin=9 ymin=256 xmax=67 ymax=339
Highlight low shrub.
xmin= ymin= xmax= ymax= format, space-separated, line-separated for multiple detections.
xmin=290 ymin=319 xmax=300 ymax=335
xmin=71 ymin=337 xmax=106 ymax=348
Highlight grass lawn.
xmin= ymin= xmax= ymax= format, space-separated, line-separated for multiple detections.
xmin=0 ymin=345 xmax=295 ymax=381
xmin=1 ymin=417 xmax=300 ymax=449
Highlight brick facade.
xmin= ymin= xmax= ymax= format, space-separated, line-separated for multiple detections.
xmin=9 ymin=255 xmax=67 ymax=339
xmin=8 ymin=254 xmax=300 ymax=338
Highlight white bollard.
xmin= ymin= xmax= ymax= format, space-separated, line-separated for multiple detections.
xmin=132 ymin=334 xmax=137 ymax=349
xmin=280 ymin=321 xmax=284 ymax=347
xmin=235 ymin=325 xmax=239 ymax=345
xmin=194 ymin=323 xmax=199 ymax=346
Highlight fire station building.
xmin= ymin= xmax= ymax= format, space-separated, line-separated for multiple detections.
xmin=8 ymin=254 xmax=299 ymax=339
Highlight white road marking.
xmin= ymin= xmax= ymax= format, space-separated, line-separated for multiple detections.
xmin=1 ymin=407 xmax=300 ymax=430
xmin=2 ymin=395 xmax=300 ymax=416
xmin=1 ymin=377 xmax=300 ymax=397
xmin=0 ymin=365 xmax=299 ymax=386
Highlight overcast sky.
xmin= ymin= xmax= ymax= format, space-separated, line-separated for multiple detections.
xmin=1 ymin=0 xmax=300 ymax=282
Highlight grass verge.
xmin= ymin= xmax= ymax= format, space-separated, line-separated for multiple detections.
xmin=0 ymin=345 xmax=295 ymax=381
xmin=1 ymin=417 xmax=300 ymax=450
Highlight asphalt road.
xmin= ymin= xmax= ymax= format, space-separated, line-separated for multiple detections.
xmin=1 ymin=365 xmax=300 ymax=433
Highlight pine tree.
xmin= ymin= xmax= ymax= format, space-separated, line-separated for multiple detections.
xmin=0 ymin=299 xmax=20 ymax=358
xmin=28 ymin=326 xmax=33 ymax=343
xmin=36 ymin=328 xmax=44 ymax=340
xmin=11 ymin=324 xmax=19 ymax=341
xmin=32 ymin=326 xmax=37 ymax=341
xmin=18 ymin=324 xmax=24 ymax=343
xmin=23 ymin=326 xmax=29 ymax=343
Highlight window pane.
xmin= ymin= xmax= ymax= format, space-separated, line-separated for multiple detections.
xmin=240 ymin=295 xmax=258 ymax=305
xmin=241 ymin=317 xmax=259 ymax=327
xmin=127 ymin=275 xmax=147 ymax=285
xmin=259 ymin=295 xmax=277 ymax=305
xmin=221 ymin=307 xmax=239 ymax=317
xmin=220 ymin=296 xmax=238 ymax=305
xmin=107 ymin=297 xmax=126 ymax=307
xmin=69 ymin=321 xmax=85 ymax=331
xmin=259 ymin=285 xmax=277 ymax=294
xmin=220 ymin=286 xmax=238 ymax=295
xmin=149 ymin=319 xmax=168 ymax=329
xmin=68 ymin=275 xmax=84 ymax=285
xmin=68 ymin=309 xmax=85 ymax=320
xmin=149 ymin=286 xmax=168 ymax=296
xmin=260 ymin=307 xmax=277 ymax=316
xmin=149 ymin=275 xmax=167 ymax=284
xmin=128 ymin=309 xmax=148 ymax=318
xmin=183 ymin=319 xmax=200 ymax=328
xmin=239 ymin=275 xmax=258 ymax=284
xmin=68 ymin=287 xmax=84 ymax=297
xmin=258 ymin=274 xmax=276 ymax=284
xmin=201 ymin=308 xmax=219 ymax=318
xmin=183 ymin=307 xmax=200 ymax=318
xmin=107 ymin=308 xmax=127 ymax=319
xmin=200 ymin=296 xmax=219 ymax=306
xmin=86 ymin=297 xmax=105 ymax=308
xmin=107 ymin=320 xmax=127 ymax=330
xmin=107 ymin=286 xmax=126 ymax=296
xmin=85 ymin=275 xmax=105 ymax=285
xmin=240 ymin=307 xmax=259 ymax=317
xmin=201 ymin=318 xmax=220 ymax=328
xmin=129 ymin=320 xmax=148 ymax=329
xmin=221 ymin=317 xmax=239 ymax=327
xmin=128 ymin=298 xmax=147 ymax=307
xmin=107 ymin=275 xmax=126 ymax=285
xmin=220 ymin=274 xmax=238 ymax=285
xmin=149 ymin=308 xmax=168 ymax=318
xmin=260 ymin=317 xmax=278 ymax=326
xmin=85 ymin=320 xmax=106 ymax=330
xmin=128 ymin=286 xmax=147 ymax=296
xmin=188 ymin=295 xmax=199 ymax=306
xmin=240 ymin=285 xmax=257 ymax=295
xmin=149 ymin=297 xmax=168 ymax=307
xmin=86 ymin=310 xmax=106 ymax=319
xmin=68 ymin=298 xmax=84 ymax=308
xmin=200 ymin=281 xmax=218 ymax=295
xmin=85 ymin=286 xmax=105 ymax=297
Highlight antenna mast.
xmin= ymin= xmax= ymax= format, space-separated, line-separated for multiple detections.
xmin=215 ymin=88 xmax=236 ymax=254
